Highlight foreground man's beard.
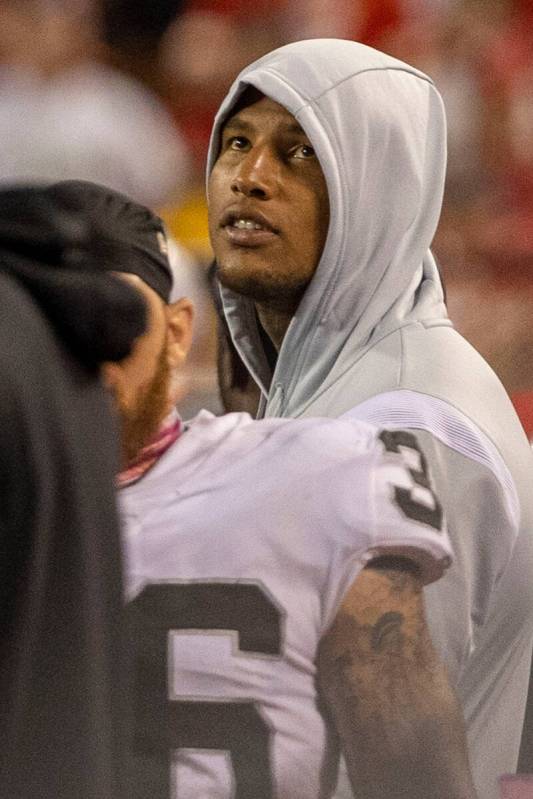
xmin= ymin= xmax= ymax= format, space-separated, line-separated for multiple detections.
xmin=118 ymin=348 xmax=172 ymax=467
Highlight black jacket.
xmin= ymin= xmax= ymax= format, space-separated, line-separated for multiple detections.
xmin=0 ymin=188 xmax=145 ymax=799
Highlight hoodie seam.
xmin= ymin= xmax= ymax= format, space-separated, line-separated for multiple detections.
xmin=259 ymin=65 xmax=433 ymax=108
xmin=399 ymin=326 xmax=405 ymax=386
xmin=314 ymin=65 xmax=435 ymax=104
xmin=256 ymin=67 xmax=312 ymax=113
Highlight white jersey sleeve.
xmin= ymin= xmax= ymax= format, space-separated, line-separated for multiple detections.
xmin=319 ymin=422 xmax=453 ymax=634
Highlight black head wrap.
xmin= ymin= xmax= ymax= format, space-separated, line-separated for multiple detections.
xmin=45 ymin=180 xmax=173 ymax=302
xmin=0 ymin=184 xmax=158 ymax=367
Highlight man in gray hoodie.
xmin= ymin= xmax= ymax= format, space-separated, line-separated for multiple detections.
xmin=207 ymin=38 xmax=533 ymax=799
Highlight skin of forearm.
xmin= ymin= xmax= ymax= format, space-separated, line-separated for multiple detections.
xmin=317 ymin=562 xmax=478 ymax=799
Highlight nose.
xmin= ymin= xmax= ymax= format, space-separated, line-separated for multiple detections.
xmin=231 ymin=147 xmax=278 ymax=200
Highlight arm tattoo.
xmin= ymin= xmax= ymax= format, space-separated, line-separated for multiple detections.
xmin=370 ymin=611 xmax=404 ymax=651
xmin=318 ymin=562 xmax=424 ymax=696
xmin=318 ymin=561 xmax=478 ymax=799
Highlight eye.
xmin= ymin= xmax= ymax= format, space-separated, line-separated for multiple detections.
xmin=291 ymin=143 xmax=316 ymax=159
xmin=227 ymin=136 xmax=249 ymax=151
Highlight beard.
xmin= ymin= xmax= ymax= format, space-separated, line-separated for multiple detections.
xmin=117 ymin=347 xmax=172 ymax=467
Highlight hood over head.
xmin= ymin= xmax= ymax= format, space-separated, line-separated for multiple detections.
xmin=207 ymin=38 xmax=449 ymax=417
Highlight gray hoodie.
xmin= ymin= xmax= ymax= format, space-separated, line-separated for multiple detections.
xmin=208 ymin=39 xmax=533 ymax=799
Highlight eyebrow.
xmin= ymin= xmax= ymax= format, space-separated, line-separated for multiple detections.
xmin=223 ymin=114 xmax=307 ymax=137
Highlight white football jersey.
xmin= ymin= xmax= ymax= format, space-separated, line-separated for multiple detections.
xmin=120 ymin=411 xmax=452 ymax=799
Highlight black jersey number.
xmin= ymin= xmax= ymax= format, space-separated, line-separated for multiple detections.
xmin=128 ymin=582 xmax=283 ymax=799
xmin=378 ymin=429 xmax=443 ymax=531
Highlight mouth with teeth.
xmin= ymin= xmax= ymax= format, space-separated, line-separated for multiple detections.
xmin=232 ymin=219 xmax=267 ymax=230
xmin=221 ymin=211 xmax=278 ymax=247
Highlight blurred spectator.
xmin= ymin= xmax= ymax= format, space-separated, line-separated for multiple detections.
xmin=512 ymin=392 xmax=533 ymax=443
xmin=0 ymin=0 xmax=191 ymax=208
xmin=284 ymin=0 xmax=405 ymax=45
xmin=481 ymin=0 xmax=533 ymax=199
xmin=102 ymin=0 xmax=186 ymax=94
xmin=446 ymin=272 xmax=533 ymax=394
xmin=159 ymin=0 xmax=289 ymax=175
xmin=0 ymin=0 xmax=99 ymax=76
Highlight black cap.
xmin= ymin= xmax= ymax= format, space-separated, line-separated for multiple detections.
xmin=0 ymin=185 xmax=150 ymax=366
xmin=45 ymin=180 xmax=173 ymax=302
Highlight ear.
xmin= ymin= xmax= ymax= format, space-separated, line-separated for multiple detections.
xmin=166 ymin=297 xmax=194 ymax=369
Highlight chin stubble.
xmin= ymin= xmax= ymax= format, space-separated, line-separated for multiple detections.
xmin=217 ymin=259 xmax=309 ymax=308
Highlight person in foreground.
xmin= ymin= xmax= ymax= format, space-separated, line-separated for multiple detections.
xmin=206 ymin=38 xmax=533 ymax=797
xmin=50 ymin=182 xmax=477 ymax=799
xmin=0 ymin=186 xmax=146 ymax=799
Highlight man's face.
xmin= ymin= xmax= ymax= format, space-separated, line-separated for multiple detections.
xmin=208 ymin=94 xmax=330 ymax=312
xmin=103 ymin=275 xmax=194 ymax=467
xmin=103 ymin=275 xmax=172 ymax=466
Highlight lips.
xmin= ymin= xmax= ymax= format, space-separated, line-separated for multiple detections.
xmin=219 ymin=208 xmax=279 ymax=247
xmin=220 ymin=208 xmax=278 ymax=233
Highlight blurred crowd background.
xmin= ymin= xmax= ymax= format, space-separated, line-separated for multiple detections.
xmin=1 ymin=0 xmax=532 ymax=427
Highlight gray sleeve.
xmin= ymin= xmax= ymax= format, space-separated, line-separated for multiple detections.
xmin=413 ymin=429 xmax=517 ymax=678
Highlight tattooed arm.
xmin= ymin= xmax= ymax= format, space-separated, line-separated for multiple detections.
xmin=317 ymin=557 xmax=478 ymax=799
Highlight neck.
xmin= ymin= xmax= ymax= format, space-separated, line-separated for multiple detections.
xmin=117 ymin=408 xmax=181 ymax=488
xmin=255 ymin=302 xmax=293 ymax=353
